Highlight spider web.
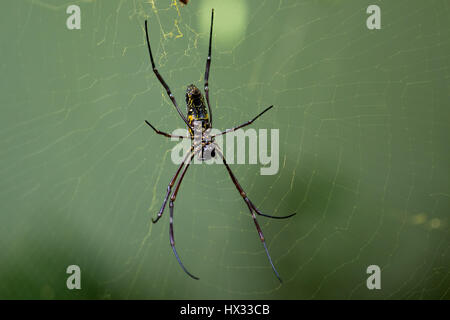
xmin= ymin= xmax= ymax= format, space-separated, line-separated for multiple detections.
xmin=0 ymin=0 xmax=449 ymax=299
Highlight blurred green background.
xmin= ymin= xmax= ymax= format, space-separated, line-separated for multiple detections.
xmin=0 ymin=0 xmax=448 ymax=299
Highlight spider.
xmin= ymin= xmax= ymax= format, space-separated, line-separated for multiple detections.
xmin=144 ymin=9 xmax=296 ymax=282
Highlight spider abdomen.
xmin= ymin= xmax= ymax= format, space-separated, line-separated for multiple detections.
xmin=186 ymin=84 xmax=210 ymax=134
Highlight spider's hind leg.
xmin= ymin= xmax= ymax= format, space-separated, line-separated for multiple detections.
xmin=152 ymin=148 xmax=193 ymax=224
xmin=248 ymin=199 xmax=296 ymax=220
xmin=168 ymin=152 xmax=199 ymax=280
xmin=215 ymin=148 xmax=291 ymax=283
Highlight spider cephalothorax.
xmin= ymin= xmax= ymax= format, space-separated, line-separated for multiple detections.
xmin=143 ymin=9 xmax=296 ymax=282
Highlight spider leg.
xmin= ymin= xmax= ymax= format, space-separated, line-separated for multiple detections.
xmin=212 ymin=105 xmax=273 ymax=138
xmin=204 ymin=9 xmax=214 ymax=125
xmin=169 ymin=151 xmax=199 ymax=280
xmin=145 ymin=120 xmax=191 ymax=140
xmin=144 ymin=20 xmax=191 ymax=128
xmin=215 ymin=148 xmax=283 ymax=283
xmin=152 ymin=148 xmax=193 ymax=224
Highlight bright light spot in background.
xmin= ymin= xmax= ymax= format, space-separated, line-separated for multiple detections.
xmin=430 ymin=218 xmax=441 ymax=229
xmin=411 ymin=213 xmax=427 ymax=225
xmin=411 ymin=214 xmax=444 ymax=230
xmin=198 ymin=0 xmax=248 ymax=49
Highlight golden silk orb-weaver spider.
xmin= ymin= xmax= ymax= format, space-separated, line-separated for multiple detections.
xmin=143 ymin=9 xmax=296 ymax=282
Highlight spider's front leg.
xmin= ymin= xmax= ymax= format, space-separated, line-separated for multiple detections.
xmin=204 ymin=9 xmax=214 ymax=125
xmin=144 ymin=20 xmax=191 ymax=128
